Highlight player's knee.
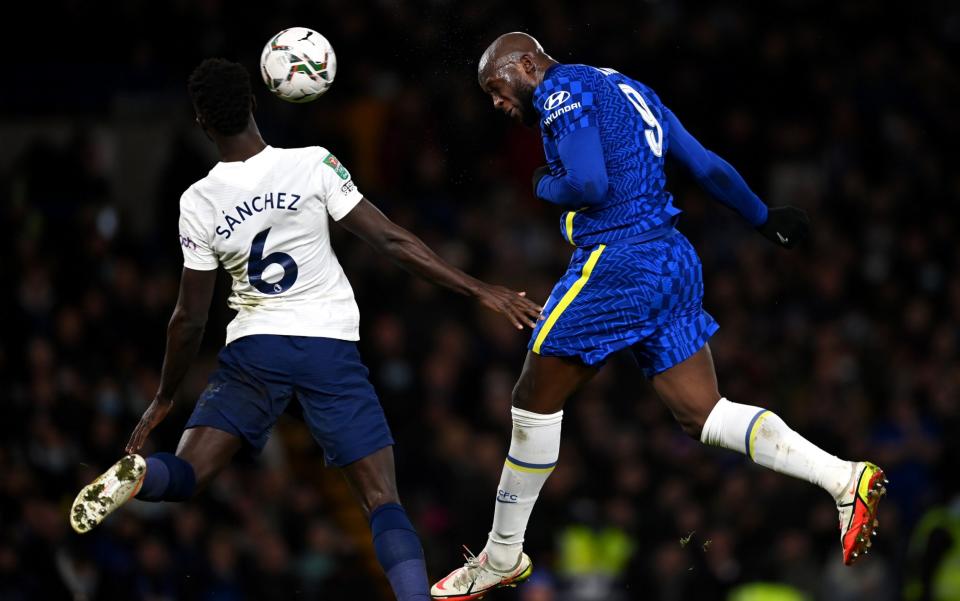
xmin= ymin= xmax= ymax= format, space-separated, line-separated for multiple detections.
xmin=678 ymin=415 xmax=705 ymax=439
xmin=657 ymin=385 xmax=719 ymax=440
xmin=511 ymin=379 xmax=532 ymax=410
xmin=672 ymin=407 xmax=708 ymax=439
xmin=511 ymin=377 xmax=563 ymax=414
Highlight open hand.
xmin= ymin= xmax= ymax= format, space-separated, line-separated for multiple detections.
xmin=125 ymin=396 xmax=174 ymax=454
xmin=475 ymin=285 xmax=543 ymax=330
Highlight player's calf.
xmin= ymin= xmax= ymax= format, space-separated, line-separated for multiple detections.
xmin=343 ymin=447 xmax=429 ymax=600
xmin=699 ymin=398 xmax=887 ymax=564
xmin=135 ymin=452 xmax=197 ymax=502
xmin=370 ymin=502 xmax=430 ymax=601
xmin=485 ymin=407 xmax=562 ymax=571
xmin=700 ymin=398 xmax=855 ymax=499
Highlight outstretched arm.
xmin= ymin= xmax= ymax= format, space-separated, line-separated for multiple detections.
xmin=337 ymin=198 xmax=542 ymax=329
xmin=664 ymin=108 xmax=768 ymax=226
xmin=665 ymin=108 xmax=809 ymax=248
xmin=127 ymin=267 xmax=216 ymax=452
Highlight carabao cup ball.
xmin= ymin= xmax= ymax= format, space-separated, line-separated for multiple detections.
xmin=260 ymin=27 xmax=337 ymax=103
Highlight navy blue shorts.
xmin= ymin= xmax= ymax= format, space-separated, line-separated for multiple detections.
xmin=529 ymin=228 xmax=719 ymax=376
xmin=186 ymin=335 xmax=393 ymax=467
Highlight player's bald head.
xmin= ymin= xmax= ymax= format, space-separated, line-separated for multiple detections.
xmin=478 ymin=32 xmax=549 ymax=82
xmin=477 ymin=32 xmax=557 ymax=127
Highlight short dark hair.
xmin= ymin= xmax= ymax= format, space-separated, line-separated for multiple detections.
xmin=187 ymin=58 xmax=253 ymax=136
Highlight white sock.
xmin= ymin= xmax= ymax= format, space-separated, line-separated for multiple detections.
xmin=484 ymin=406 xmax=562 ymax=571
xmin=700 ymin=398 xmax=854 ymax=500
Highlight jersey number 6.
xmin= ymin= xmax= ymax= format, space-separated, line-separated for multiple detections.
xmin=617 ymin=83 xmax=663 ymax=157
xmin=248 ymin=227 xmax=298 ymax=295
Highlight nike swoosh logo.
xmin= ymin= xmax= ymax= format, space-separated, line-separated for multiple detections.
xmin=495 ymin=498 xmax=518 ymax=504
xmin=435 ymin=574 xmax=453 ymax=591
xmin=777 ymin=232 xmax=789 ymax=244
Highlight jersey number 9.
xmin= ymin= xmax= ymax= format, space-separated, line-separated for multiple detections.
xmin=248 ymin=227 xmax=299 ymax=295
xmin=617 ymin=83 xmax=663 ymax=157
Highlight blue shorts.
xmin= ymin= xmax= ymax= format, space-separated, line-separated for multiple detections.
xmin=529 ymin=228 xmax=719 ymax=376
xmin=186 ymin=335 xmax=393 ymax=467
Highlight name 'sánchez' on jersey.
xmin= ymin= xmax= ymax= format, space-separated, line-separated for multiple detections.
xmin=216 ymin=192 xmax=303 ymax=239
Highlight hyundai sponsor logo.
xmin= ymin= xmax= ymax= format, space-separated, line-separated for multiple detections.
xmin=543 ymin=102 xmax=582 ymax=127
xmin=543 ymin=90 xmax=571 ymax=110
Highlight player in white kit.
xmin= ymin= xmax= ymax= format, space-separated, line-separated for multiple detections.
xmin=69 ymin=58 xmax=541 ymax=601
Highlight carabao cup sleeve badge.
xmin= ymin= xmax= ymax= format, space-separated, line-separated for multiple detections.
xmin=323 ymin=153 xmax=350 ymax=180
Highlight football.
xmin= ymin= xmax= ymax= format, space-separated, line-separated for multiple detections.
xmin=260 ymin=27 xmax=337 ymax=103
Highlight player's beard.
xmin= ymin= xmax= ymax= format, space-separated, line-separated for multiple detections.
xmin=515 ymin=80 xmax=538 ymax=127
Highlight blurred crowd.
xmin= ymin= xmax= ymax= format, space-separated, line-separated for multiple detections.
xmin=2 ymin=1 xmax=958 ymax=600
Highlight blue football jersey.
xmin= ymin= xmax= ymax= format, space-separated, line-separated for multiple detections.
xmin=533 ymin=64 xmax=681 ymax=246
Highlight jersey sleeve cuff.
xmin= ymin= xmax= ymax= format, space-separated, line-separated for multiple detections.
xmin=328 ymin=188 xmax=364 ymax=221
xmin=752 ymin=203 xmax=769 ymax=227
xmin=182 ymin=259 xmax=219 ymax=271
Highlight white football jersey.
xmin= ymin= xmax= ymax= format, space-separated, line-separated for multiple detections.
xmin=178 ymin=145 xmax=363 ymax=344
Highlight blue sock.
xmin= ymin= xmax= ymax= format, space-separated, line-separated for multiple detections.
xmin=135 ymin=452 xmax=196 ymax=502
xmin=370 ymin=503 xmax=429 ymax=601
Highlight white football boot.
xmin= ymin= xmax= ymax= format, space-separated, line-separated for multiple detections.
xmin=431 ymin=547 xmax=533 ymax=600
xmin=70 ymin=454 xmax=146 ymax=534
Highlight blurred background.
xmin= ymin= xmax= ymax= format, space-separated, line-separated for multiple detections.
xmin=1 ymin=1 xmax=958 ymax=600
